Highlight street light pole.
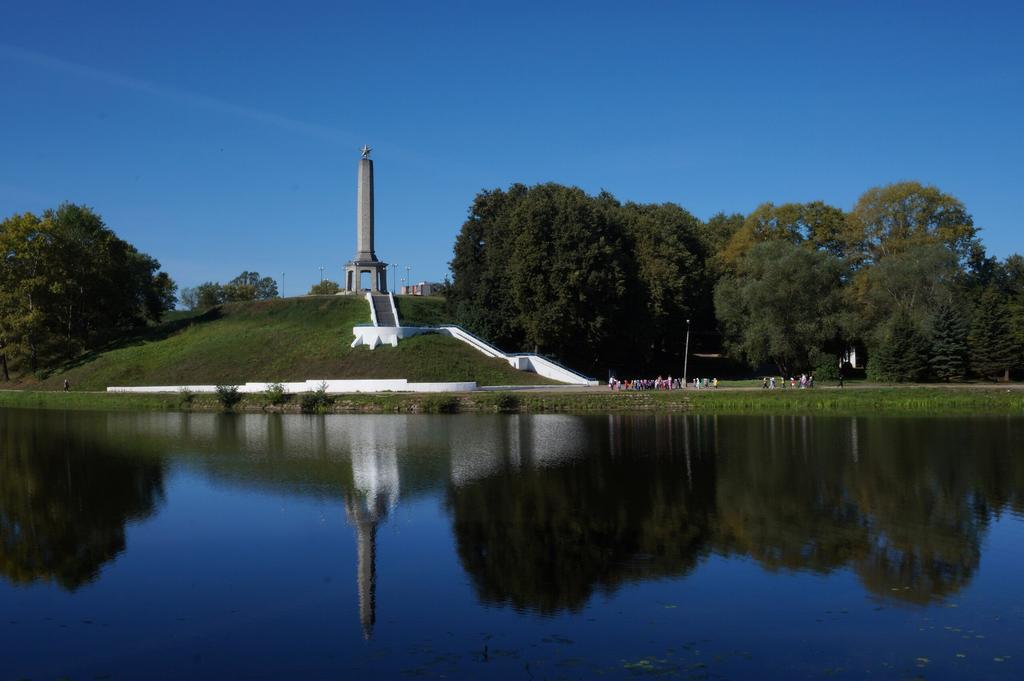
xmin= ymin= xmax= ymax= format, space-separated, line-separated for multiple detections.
xmin=319 ymin=266 xmax=324 ymax=284
xmin=683 ymin=318 xmax=691 ymax=388
xmin=281 ymin=272 xmax=285 ymax=298
xmin=405 ymin=265 xmax=412 ymax=294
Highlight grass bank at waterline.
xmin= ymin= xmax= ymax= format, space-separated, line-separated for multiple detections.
xmin=10 ymin=296 xmax=553 ymax=390
xmin=2 ymin=386 xmax=1022 ymax=415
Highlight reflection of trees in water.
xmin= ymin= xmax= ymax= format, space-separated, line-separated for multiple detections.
xmin=448 ymin=416 xmax=717 ymax=613
xmin=712 ymin=417 xmax=992 ymax=604
xmin=0 ymin=410 xmax=165 ymax=590
xmin=448 ymin=415 xmax=1024 ymax=612
xmin=7 ymin=409 xmax=1021 ymax=620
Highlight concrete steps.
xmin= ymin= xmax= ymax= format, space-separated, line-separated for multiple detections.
xmin=370 ymin=294 xmax=397 ymax=326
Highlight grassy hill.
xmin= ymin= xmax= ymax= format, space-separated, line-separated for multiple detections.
xmin=21 ymin=295 xmax=555 ymax=390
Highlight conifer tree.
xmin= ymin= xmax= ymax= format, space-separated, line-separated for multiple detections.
xmin=1010 ymin=290 xmax=1024 ymax=375
xmin=929 ymin=302 xmax=969 ymax=382
xmin=870 ymin=313 xmax=930 ymax=382
xmin=969 ymin=288 xmax=1015 ymax=381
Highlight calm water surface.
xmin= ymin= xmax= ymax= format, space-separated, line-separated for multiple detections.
xmin=1 ymin=409 xmax=1023 ymax=680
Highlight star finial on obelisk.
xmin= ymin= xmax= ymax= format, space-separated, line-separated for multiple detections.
xmin=360 ymin=144 xmax=372 ymax=159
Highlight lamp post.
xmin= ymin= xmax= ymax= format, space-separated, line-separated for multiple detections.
xmin=683 ymin=318 xmax=691 ymax=389
xmin=319 ymin=265 xmax=325 ymax=284
xmin=405 ymin=265 xmax=412 ymax=295
xmin=281 ymin=272 xmax=285 ymax=299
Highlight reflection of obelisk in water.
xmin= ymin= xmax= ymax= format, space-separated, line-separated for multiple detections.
xmin=343 ymin=417 xmax=402 ymax=639
xmin=345 ymin=495 xmax=386 ymax=640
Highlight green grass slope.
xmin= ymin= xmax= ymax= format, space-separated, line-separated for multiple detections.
xmin=27 ymin=296 xmax=554 ymax=390
xmin=394 ymin=295 xmax=450 ymax=326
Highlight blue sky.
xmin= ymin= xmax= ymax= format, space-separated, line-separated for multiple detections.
xmin=2 ymin=1 xmax=1021 ymax=295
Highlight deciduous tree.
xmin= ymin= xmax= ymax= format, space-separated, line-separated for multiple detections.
xmin=179 ymin=287 xmax=199 ymax=311
xmin=847 ymin=243 xmax=960 ymax=348
xmin=714 ymin=241 xmax=845 ymax=376
xmin=718 ymin=201 xmax=846 ymax=268
xmin=308 ymin=280 xmax=341 ymax=295
xmin=845 ymin=181 xmax=979 ymax=266
xmin=223 ymin=271 xmax=278 ymax=301
xmin=0 ymin=204 xmax=175 ymax=372
xmin=194 ymin=282 xmax=224 ymax=309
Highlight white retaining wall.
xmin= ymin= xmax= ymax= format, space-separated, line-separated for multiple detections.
xmin=365 ymin=291 xmax=378 ymax=326
xmin=107 ymin=379 xmax=477 ymax=394
xmin=387 ymin=292 xmax=399 ymax=324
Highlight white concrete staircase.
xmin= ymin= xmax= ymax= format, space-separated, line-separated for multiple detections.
xmin=370 ymin=294 xmax=397 ymax=326
xmin=350 ymin=294 xmax=596 ymax=386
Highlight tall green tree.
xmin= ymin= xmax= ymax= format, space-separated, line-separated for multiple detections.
xmin=449 ymin=184 xmax=624 ymax=371
xmin=928 ymin=302 xmax=969 ymax=382
xmin=612 ymin=200 xmax=708 ymax=368
xmin=448 ymin=185 xmax=527 ymax=351
xmin=1010 ymin=290 xmax=1024 ymax=374
xmin=448 ymin=184 xmax=710 ymax=373
xmin=0 ymin=213 xmax=50 ymax=376
xmin=506 ymin=184 xmax=628 ymax=370
xmin=0 ymin=204 xmax=174 ymax=372
xmin=714 ymin=240 xmax=845 ymax=376
xmin=847 ymin=242 xmax=960 ymax=349
xmin=969 ymin=288 xmax=1016 ymax=381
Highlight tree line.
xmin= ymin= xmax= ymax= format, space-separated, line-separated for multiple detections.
xmin=179 ymin=272 xmax=279 ymax=310
xmin=448 ymin=181 xmax=1024 ymax=380
xmin=0 ymin=204 xmax=176 ymax=380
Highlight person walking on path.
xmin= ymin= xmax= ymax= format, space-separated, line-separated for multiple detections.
xmin=63 ymin=379 xmax=70 ymax=392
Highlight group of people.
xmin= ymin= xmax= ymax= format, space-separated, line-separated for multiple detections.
xmin=761 ymin=374 xmax=815 ymax=390
xmin=610 ymin=373 xmax=824 ymax=391
xmin=609 ymin=376 xmax=719 ymax=391
xmin=610 ymin=377 xmax=679 ymax=391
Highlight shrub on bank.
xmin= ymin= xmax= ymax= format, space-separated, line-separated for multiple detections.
xmin=300 ymin=383 xmax=334 ymax=414
xmin=421 ymin=395 xmax=459 ymax=413
xmin=215 ymin=385 xmax=242 ymax=410
xmin=813 ymin=355 xmax=840 ymax=381
xmin=263 ymin=382 xmax=288 ymax=407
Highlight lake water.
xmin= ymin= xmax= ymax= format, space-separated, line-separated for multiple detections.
xmin=1 ymin=409 xmax=1023 ymax=680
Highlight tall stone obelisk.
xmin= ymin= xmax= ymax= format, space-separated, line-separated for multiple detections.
xmin=344 ymin=145 xmax=388 ymax=293
xmin=355 ymin=151 xmax=374 ymax=261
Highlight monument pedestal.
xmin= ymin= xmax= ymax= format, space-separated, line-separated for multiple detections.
xmin=344 ymin=259 xmax=388 ymax=293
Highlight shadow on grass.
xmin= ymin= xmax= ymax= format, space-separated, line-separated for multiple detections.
xmin=44 ymin=307 xmax=224 ymax=377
